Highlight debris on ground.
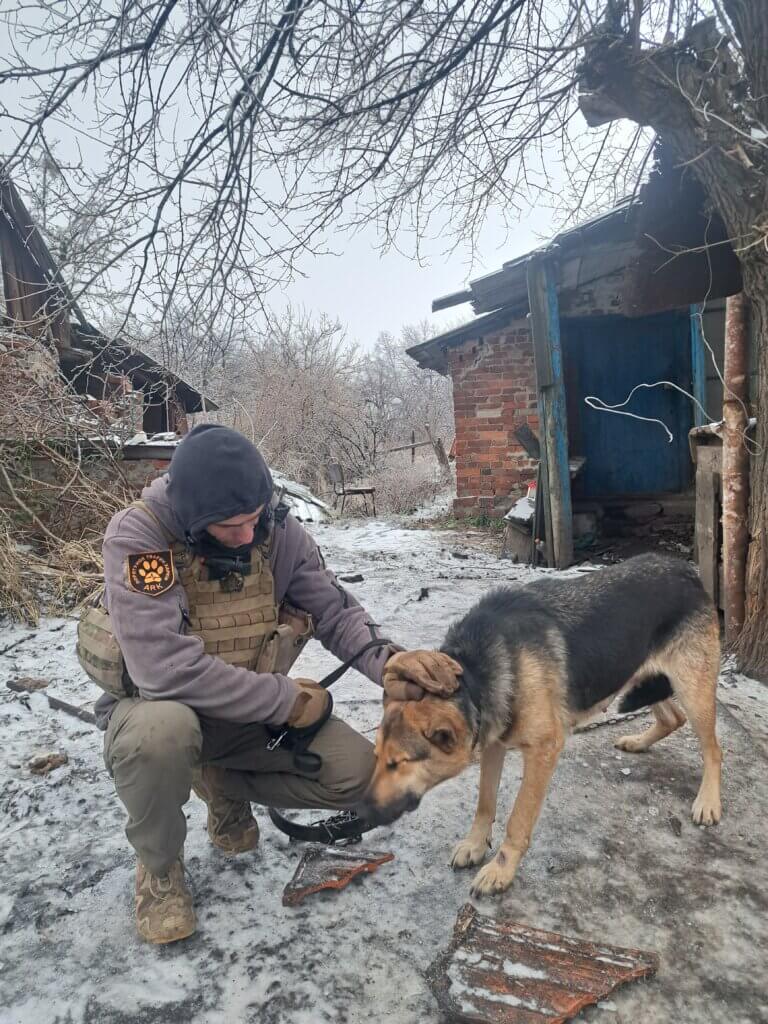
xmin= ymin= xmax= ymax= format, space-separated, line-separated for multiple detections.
xmin=28 ymin=751 xmax=69 ymax=775
xmin=10 ymin=676 xmax=50 ymax=691
xmin=6 ymin=680 xmax=97 ymax=725
xmin=418 ymin=587 xmax=430 ymax=601
xmin=339 ymin=573 xmax=365 ymax=583
xmin=282 ymin=845 xmax=394 ymax=907
xmin=271 ymin=470 xmax=334 ymax=523
xmin=1 ymin=517 xmax=764 ymax=1024
xmin=427 ymin=904 xmax=659 ymax=1024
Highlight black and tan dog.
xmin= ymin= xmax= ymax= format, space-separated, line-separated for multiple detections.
xmin=363 ymin=554 xmax=723 ymax=897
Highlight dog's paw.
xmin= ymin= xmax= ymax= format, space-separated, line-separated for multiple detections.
xmin=614 ymin=733 xmax=649 ymax=753
xmin=450 ymin=833 xmax=490 ymax=870
xmin=469 ymin=852 xmax=517 ymax=897
xmin=691 ymin=792 xmax=722 ymax=826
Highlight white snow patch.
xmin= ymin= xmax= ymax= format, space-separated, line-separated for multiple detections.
xmin=503 ymin=959 xmax=548 ymax=980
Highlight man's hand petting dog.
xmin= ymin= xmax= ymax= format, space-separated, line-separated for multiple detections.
xmin=382 ymin=650 xmax=463 ymax=702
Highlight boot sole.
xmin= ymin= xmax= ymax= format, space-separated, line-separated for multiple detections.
xmin=138 ymin=921 xmax=197 ymax=944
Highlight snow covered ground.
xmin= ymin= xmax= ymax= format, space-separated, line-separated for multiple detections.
xmin=1 ymin=517 xmax=767 ymax=1024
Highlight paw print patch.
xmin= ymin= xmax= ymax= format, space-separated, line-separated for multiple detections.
xmin=126 ymin=551 xmax=175 ymax=596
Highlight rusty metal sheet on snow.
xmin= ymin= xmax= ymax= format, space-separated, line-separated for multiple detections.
xmin=282 ymin=845 xmax=394 ymax=907
xmin=427 ymin=904 xmax=659 ymax=1024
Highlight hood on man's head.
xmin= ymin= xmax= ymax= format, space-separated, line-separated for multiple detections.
xmin=167 ymin=424 xmax=274 ymax=540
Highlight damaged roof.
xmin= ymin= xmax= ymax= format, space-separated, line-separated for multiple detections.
xmin=1 ymin=172 xmax=216 ymax=414
xmin=431 ymin=196 xmax=639 ymax=319
xmin=410 ymin=150 xmax=741 ymax=375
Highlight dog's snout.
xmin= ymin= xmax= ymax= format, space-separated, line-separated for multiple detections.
xmin=358 ymin=791 xmax=421 ymax=826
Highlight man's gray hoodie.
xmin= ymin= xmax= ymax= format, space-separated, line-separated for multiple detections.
xmin=97 ymin=470 xmax=394 ymax=730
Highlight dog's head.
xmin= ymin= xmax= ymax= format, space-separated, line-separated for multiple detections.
xmin=359 ymin=696 xmax=474 ymax=826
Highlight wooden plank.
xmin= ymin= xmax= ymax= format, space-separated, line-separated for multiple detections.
xmin=527 ymin=258 xmax=573 ymax=569
xmin=695 ymin=446 xmax=720 ymax=604
xmin=514 ymin=423 xmax=541 ymax=460
xmin=527 ymin=259 xmax=554 ymax=387
xmin=425 ymin=424 xmax=451 ymax=474
xmin=690 ymin=304 xmax=707 ymax=427
xmin=380 ymin=440 xmax=432 ymax=455
xmin=0 ymin=176 xmax=87 ymax=328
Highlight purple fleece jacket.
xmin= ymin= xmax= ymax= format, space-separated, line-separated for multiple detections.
xmin=94 ymin=474 xmax=395 ymax=729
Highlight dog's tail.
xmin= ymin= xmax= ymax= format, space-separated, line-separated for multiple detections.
xmin=618 ymin=674 xmax=673 ymax=714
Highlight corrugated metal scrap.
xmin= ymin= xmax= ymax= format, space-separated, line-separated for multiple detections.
xmin=282 ymin=845 xmax=394 ymax=907
xmin=427 ymin=904 xmax=659 ymax=1023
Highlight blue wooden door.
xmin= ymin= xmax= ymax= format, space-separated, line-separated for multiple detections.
xmin=562 ymin=313 xmax=694 ymax=497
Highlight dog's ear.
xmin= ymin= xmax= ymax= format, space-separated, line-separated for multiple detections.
xmin=423 ymin=724 xmax=457 ymax=753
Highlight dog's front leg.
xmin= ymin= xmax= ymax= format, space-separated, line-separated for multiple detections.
xmin=470 ymin=735 xmax=563 ymax=897
xmin=451 ymin=741 xmax=506 ymax=869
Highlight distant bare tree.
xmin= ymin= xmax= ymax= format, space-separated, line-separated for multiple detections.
xmin=202 ymin=309 xmax=360 ymax=488
xmin=17 ymin=145 xmax=138 ymax=316
xmin=189 ymin=311 xmax=453 ymax=487
xmin=361 ymin=325 xmax=454 ymax=449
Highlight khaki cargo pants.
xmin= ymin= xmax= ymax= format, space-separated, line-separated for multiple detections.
xmin=104 ymin=698 xmax=376 ymax=876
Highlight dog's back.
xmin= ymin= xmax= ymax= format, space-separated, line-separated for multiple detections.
xmin=365 ymin=555 xmax=722 ymax=897
xmin=441 ymin=554 xmax=714 ymax=721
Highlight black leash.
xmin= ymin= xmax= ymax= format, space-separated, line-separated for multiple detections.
xmin=266 ymin=638 xmax=393 ymax=769
xmin=317 ymin=637 xmax=394 ymax=689
xmin=267 ymin=637 xmax=395 ymax=844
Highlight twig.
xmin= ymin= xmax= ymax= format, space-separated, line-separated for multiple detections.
xmin=0 ymin=460 xmax=65 ymax=547
xmin=0 ymin=633 xmax=36 ymax=656
xmin=5 ymin=680 xmax=97 ymax=725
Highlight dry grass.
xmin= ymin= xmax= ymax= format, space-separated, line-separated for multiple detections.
xmin=0 ymin=514 xmax=41 ymax=625
xmin=0 ymin=511 xmax=105 ymax=626
xmin=345 ymin=454 xmax=450 ymax=516
xmin=0 ymin=330 xmax=132 ymax=622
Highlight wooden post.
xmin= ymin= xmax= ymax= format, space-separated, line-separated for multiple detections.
xmin=723 ymin=292 xmax=750 ymax=645
xmin=425 ymin=424 xmax=451 ymax=476
xmin=411 ymin=430 xmax=416 ymax=464
xmin=690 ymin=304 xmax=707 ymax=427
xmin=527 ymin=258 xmax=573 ymax=569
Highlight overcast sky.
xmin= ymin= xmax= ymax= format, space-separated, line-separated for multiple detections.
xmin=283 ymin=204 xmax=559 ymax=349
xmin=2 ymin=11 xmax=570 ymax=352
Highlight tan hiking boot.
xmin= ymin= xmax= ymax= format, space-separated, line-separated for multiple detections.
xmin=192 ymin=764 xmax=259 ymax=854
xmin=135 ymin=858 xmax=196 ymax=944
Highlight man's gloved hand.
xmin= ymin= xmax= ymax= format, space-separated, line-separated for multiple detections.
xmin=287 ymin=678 xmax=332 ymax=730
xmin=382 ymin=650 xmax=463 ymax=702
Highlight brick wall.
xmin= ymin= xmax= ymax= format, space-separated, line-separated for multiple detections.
xmin=448 ymin=321 xmax=538 ymax=517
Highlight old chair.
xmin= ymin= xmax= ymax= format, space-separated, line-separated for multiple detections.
xmin=327 ymin=463 xmax=376 ymax=516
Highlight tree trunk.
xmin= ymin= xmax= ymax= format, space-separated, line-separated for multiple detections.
xmin=577 ymin=12 xmax=768 ymax=678
xmin=735 ymin=276 xmax=768 ymax=678
xmin=722 ymin=293 xmax=750 ymax=647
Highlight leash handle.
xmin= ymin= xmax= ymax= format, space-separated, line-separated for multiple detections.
xmin=268 ymin=639 xmax=393 ymax=773
xmin=318 ymin=638 xmax=395 ymax=689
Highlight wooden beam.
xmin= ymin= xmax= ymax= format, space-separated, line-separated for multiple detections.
xmin=690 ymin=304 xmax=707 ymax=427
xmin=380 ymin=439 xmax=433 ymax=455
xmin=527 ymin=258 xmax=573 ymax=569
xmin=425 ymin=424 xmax=451 ymax=475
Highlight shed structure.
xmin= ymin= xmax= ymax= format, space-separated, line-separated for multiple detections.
xmin=408 ymin=158 xmax=750 ymax=567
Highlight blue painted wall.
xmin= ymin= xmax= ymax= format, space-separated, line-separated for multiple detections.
xmin=562 ymin=313 xmax=694 ymax=497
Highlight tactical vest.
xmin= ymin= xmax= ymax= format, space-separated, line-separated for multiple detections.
xmin=77 ymin=502 xmax=313 ymax=701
